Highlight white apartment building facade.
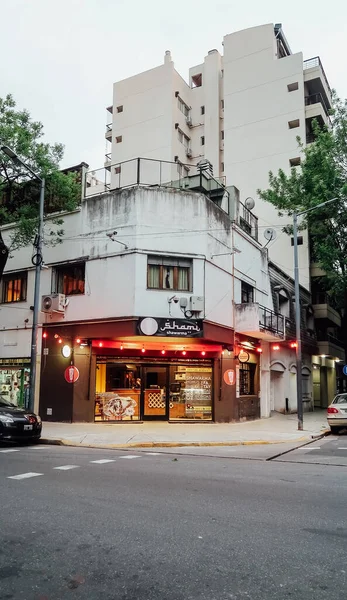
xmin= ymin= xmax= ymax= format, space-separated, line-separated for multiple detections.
xmin=105 ymin=23 xmax=332 ymax=291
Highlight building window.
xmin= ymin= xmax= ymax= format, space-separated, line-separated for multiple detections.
xmin=287 ymin=82 xmax=299 ymax=92
xmin=289 ymin=157 xmax=301 ymax=167
xmin=2 ymin=272 xmax=27 ymax=303
xmin=278 ymin=289 xmax=290 ymax=318
xmin=221 ymin=99 xmax=224 ymax=109
xmin=288 ymin=119 xmax=300 ymax=129
xmin=191 ymin=73 xmax=202 ymax=88
xmin=241 ymin=281 xmax=254 ymax=304
xmin=116 ymin=105 xmax=123 ymax=113
xmin=201 ymin=106 xmax=205 ymax=115
xmin=114 ymin=165 xmax=121 ymax=174
xmin=221 ymin=130 xmax=224 ymax=140
xmin=115 ymin=135 xmax=123 ymax=143
xmin=53 ymin=263 xmax=85 ymax=296
xmin=221 ymin=162 xmax=224 ymax=172
xmin=239 ymin=363 xmax=256 ymax=396
xmin=177 ymin=97 xmax=189 ymax=117
xmin=177 ymin=128 xmax=190 ymax=149
xmin=147 ymin=256 xmax=192 ymax=292
xmin=200 ymin=136 xmax=205 ymax=146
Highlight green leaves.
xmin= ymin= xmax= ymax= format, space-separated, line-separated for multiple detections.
xmin=0 ymin=94 xmax=81 ymax=271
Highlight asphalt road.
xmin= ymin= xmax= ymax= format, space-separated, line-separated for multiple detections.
xmin=1 ymin=442 xmax=347 ymax=600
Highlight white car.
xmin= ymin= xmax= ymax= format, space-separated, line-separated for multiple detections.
xmin=327 ymin=393 xmax=347 ymax=434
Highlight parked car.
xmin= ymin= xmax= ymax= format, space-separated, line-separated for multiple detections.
xmin=0 ymin=396 xmax=42 ymax=442
xmin=327 ymin=393 xmax=347 ymax=434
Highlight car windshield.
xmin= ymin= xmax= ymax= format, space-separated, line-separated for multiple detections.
xmin=332 ymin=394 xmax=347 ymax=404
xmin=0 ymin=396 xmax=16 ymax=408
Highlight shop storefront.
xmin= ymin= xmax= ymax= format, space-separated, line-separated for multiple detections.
xmin=0 ymin=358 xmax=30 ymax=408
xmin=95 ymin=357 xmax=213 ymax=421
xmin=39 ymin=316 xmax=243 ymax=423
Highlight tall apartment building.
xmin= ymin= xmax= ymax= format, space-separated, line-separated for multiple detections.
xmin=105 ymin=23 xmax=332 ymax=292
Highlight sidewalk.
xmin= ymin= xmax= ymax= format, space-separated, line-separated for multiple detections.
xmin=41 ymin=411 xmax=330 ymax=449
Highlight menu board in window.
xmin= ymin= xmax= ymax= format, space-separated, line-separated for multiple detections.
xmin=184 ymin=368 xmax=212 ymax=417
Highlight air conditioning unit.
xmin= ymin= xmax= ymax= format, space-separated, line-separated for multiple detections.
xmin=41 ymin=294 xmax=66 ymax=313
xmin=186 ymin=116 xmax=193 ymax=128
xmin=190 ymin=296 xmax=204 ymax=312
xmin=186 ymin=148 xmax=193 ymax=158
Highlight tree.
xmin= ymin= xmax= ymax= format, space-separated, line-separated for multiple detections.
xmin=258 ymin=94 xmax=347 ymax=321
xmin=0 ymin=94 xmax=81 ymax=281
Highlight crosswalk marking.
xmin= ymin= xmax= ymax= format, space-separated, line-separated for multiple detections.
xmin=90 ymin=459 xmax=116 ymax=464
xmin=143 ymin=452 xmax=161 ymax=456
xmin=120 ymin=455 xmax=140 ymax=459
xmin=8 ymin=472 xmax=43 ymax=480
xmin=337 ymin=447 xmax=347 ymax=450
xmin=295 ymin=447 xmax=320 ymax=451
xmin=0 ymin=448 xmax=21 ymax=453
xmin=54 ymin=465 xmax=79 ymax=470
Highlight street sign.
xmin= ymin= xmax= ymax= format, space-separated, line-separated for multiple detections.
xmin=343 ymin=365 xmax=347 ymax=376
xmin=64 ymin=366 xmax=80 ymax=384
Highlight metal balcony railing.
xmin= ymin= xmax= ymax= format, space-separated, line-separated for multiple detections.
xmin=259 ymin=305 xmax=285 ymax=336
xmin=304 ymin=56 xmax=332 ymax=94
xmin=305 ymin=93 xmax=330 ymax=119
xmin=238 ymin=202 xmax=259 ymax=242
xmin=317 ymin=332 xmax=345 ymax=349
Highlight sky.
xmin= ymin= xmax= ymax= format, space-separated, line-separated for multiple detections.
xmin=1 ymin=0 xmax=346 ymax=172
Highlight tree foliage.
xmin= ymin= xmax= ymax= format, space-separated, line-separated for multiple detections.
xmin=0 ymin=94 xmax=81 ymax=278
xmin=258 ymin=93 xmax=347 ymax=311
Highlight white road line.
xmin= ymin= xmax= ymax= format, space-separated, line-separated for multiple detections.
xmin=120 ymin=455 xmax=141 ymax=459
xmin=54 ymin=465 xmax=79 ymax=470
xmin=90 ymin=459 xmax=116 ymax=464
xmin=294 ymin=447 xmax=321 ymax=451
xmin=143 ymin=452 xmax=161 ymax=456
xmin=8 ymin=472 xmax=43 ymax=480
xmin=337 ymin=447 xmax=347 ymax=450
xmin=0 ymin=449 xmax=20 ymax=453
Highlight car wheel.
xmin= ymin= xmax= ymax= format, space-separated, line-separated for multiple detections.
xmin=330 ymin=426 xmax=340 ymax=434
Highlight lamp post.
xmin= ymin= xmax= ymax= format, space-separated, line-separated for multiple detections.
xmin=293 ymin=197 xmax=338 ymax=430
xmin=1 ymin=145 xmax=45 ymax=413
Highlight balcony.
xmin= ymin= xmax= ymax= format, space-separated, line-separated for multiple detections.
xmin=237 ymin=201 xmax=258 ymax=242
xmin=304 ymin=57 xmax=332 ymax=115
xmin=235 ymin=303 xmax=285 ymax=341
xmin=104 ymin=153 xmax=112 ymax=172
xmin=313 ymin=303 xmax=341 ymax=327
xmin=316 ymin=332 xmax=345 ymax=361
xmin=105 ymin=123 xmax=112 ymax=141
xmin=305 ymin=93 xmax=331 ymax=126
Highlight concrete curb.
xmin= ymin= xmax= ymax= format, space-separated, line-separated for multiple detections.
xmin=39 ymin=430 xmax=330 ymax=450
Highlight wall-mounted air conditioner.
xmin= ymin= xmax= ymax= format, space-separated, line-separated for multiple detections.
xmin=41 ymin=294 xmax=66 ymax=313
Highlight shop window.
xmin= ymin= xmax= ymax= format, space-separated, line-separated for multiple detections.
xmin=95 ymin=362 xmax=141 ymax=422
xmin=241 ymin=281 xmax=254 ymax=304
xmin=169 ymin=365 xmax=212 ymax=420
xmin=147 ymin=256 xmax=192 ymax=292
xmin=0 ymin=367 xmax=30 ymax=408
xmin=52 ymin=262 xmax=85 ymax=296
xmin=239 ymin=363 xmax=256 ymax=396
xmin=2 ymin=272 xmax=27 ymax=303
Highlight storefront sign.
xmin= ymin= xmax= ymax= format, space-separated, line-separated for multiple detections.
xmin=64 ymin=366 xmax=80 ymax=384
xmin=223 ymin=369 xmax=235 ymax=386
xmin=238 ymin=350 xmax=250 ymax=363
xmin=0 ymin=357 xmax=30 ymax=366
xmin=138 ymin=317 xmax=203 ymax=338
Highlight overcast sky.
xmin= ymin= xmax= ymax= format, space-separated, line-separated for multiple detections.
xmin=1 ymin=0 xmax=346 ymax=172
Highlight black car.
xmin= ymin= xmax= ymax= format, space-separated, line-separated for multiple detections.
xmin=0 ymin=396 xmax=42 ymax=442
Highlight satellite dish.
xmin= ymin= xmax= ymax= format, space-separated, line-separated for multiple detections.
xmin=264 ymin=228 xmax=277 ymax=241
xmin=245 ymin=197 xmax=255 ymax=210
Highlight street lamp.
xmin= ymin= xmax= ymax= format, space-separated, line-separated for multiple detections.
xmin=1 ymin=145 xmax=45 ymax=413
xmin=293 ymin=197 xmax=338 ymax=430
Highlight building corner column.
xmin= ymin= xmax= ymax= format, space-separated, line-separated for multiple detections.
xmin=260 ymin=341 xmax=271 ymax=418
